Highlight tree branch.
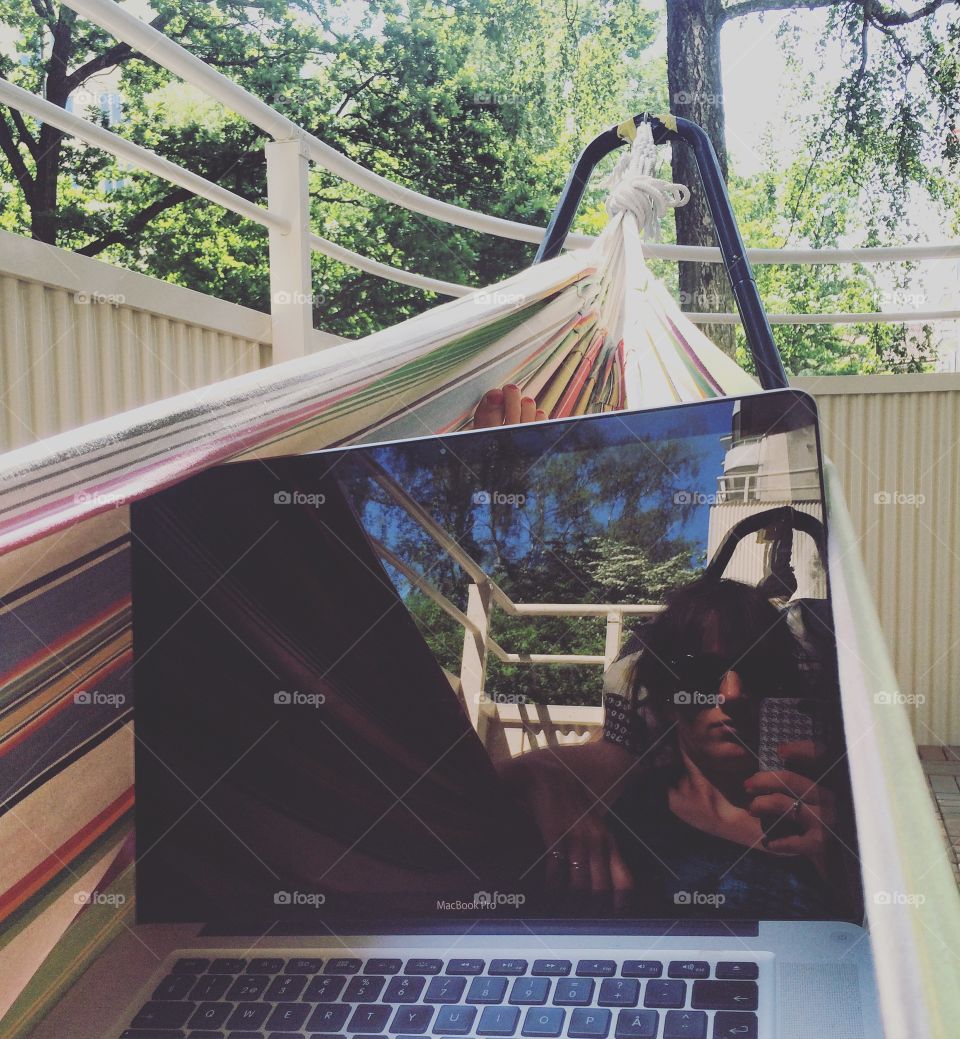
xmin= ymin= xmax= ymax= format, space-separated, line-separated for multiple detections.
xmin=722 ymin=0 xmax=836 ymax=22
xmin=862 ymin=0 xmax=955 ymax=26
xmin=6 ymin=102 xmax=40 ymax=161
xmin=65 ymin=10 xmax=179 ymax=92
xmin=76 ymin=186 xmax=193 ymax=257
xmin=0 ymin=107 xmax=34 ymax=197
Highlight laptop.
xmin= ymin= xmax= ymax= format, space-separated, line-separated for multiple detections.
xmin=47 ymin=388 xmax=881 ymax=1039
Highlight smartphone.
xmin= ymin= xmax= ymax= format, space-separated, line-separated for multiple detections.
xmin=757 ymin=698 xmax=827 ymax=839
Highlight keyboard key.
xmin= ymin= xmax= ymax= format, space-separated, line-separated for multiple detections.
xmin=305 ymin=1003 xmax=351 ymax=1032
xmin=567 ymin=1008 xmax=612 ymax=1038
xmin=667 ymin=962 xmax=709 ymax=979
xmin=490 ymin=959 xmax=528 ymax=976
xmin=266 ymin=974 xmax=308 ymax=1000
xmin=433 ymin=1004 xmax=478 ymax=1034
xmin=266 ymin=1002 xmax=310 ymax=1030
xmin=287 ymin=956 xmax=323 ymax=974
xmin=189 ymin=975 xmax=230 ymax=1000
xmin=477 ymin=1005 xmax=521 ymax=1035
xmin=406 ymin=959 xmax=445 ymax=975
xmin=305 ymin=974 xmax=348 ymax=1001
xmin=643 ymin=981 xmax=686 ymax=1009
xmin=391 ymin=1005 xmax=435 ymax=1034
xmin=531 ymin=960 xmax=571 ymax=977
xmin=425 ymin=976 xmax=467 ymax=1003
xmin=327 ymin=957 xmax=363 ymax=974
xmin=711 ymin=1011 xmax=758 ymax=1038
xmin=172 ymin=957 xmax=208 ymax=974
xmin=620 ymin=961 xmax=662 ymax=979
xmin=225 ymin=1003 xmax=270 ymax=1030
xmin=467 ymin=976 xmax=509 ymax=1003
xmin=714 ymin=963 xmax=758 ymax=981
xmin=367 ymin=958 xmax=404 ymax=975
xmin=509 ymin=977 xmax=550 ymax=1004
xmin=208 ymin=957 xmax=245 ymax=973
xmin=663 ymin=1010 xmax=707 ymax=1039
xmin=552 ymin=978 xmax=594 ymax=1006
xmin=521 ymin=1007 xmax=564 ymax=1037
xmin=348 ymin=1004 xmax=393 ymax=1032
xmin=575 ymin=960 xmax=616 ymax=977
xmin=690 ymin=981 xmax=758 ymax=1012
xmin=447 ymin=958 xmax=486 ymax=975
xmin=249 ymin=956 xmax=286 ymax=973
xmin=152 ymin=974 xmax=195 ymax=1000
xmin=186 ymin=1003 xmax=231 ymax=1029
xmin=130 ymin=1002 xmax=194 ymax=1029
xmin=597 ymin=979 xmax=639 ymax=1007
xmin=226 ymin=974 xmax=269 ymax=1000
xmin=614 ymin=1009 xmax=659 ymax=1038
xmin=385 ymin=975 xmax=427 ymax=1003
xmin=345 ymin=975 xmax=387 ymax=1002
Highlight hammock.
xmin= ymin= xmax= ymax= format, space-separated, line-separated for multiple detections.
xmin=0 ymin=115 xmax=957 ymax=1038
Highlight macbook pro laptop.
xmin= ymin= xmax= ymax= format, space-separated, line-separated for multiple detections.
xmin=43 ymin=388 xmax=881 ymax=1039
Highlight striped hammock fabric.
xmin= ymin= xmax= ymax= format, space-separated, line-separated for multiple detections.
xmin=0 ymin=125 xmax=956 ymax=1038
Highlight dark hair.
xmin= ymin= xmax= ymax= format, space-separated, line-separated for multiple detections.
xmin=628 ymin=577 xmax=802 ymax=717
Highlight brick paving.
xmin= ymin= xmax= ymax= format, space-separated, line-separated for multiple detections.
xmin=918 ymin=744 xmax=960 ymax=887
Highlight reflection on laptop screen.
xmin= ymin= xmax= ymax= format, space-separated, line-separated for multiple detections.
xmin=132 ymin=390 xmax=862 ymax=926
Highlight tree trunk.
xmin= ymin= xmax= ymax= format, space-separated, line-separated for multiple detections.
xmin=666 ymin=0 xmax=737 ymax=356
xmin=30 ymin=9 xmax=76 ymax=245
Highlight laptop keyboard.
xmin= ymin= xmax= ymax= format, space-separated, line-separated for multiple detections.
xmin=120 ymin=954 xmax=762 ymax=1039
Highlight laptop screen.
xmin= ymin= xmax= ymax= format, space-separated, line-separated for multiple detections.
xmin=132 ymin=389 xmax=862 ymax=927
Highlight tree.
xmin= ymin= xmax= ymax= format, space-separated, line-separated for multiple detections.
xmin=665 ymin=0 xmax=958 ymax=355
xmin=0 ymin=0 xmax=662 ymax=338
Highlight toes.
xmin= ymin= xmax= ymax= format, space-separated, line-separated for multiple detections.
xmin=519 ymin=395 xmax=538 ymax=423
xmin=472 ymin=388 xmax=505 ymax=429
xmin=502 ymin=384 xmax=522 ymax=425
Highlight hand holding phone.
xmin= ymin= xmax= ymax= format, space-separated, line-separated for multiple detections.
xmin=755 ymin=698 xmax=827 ymax=840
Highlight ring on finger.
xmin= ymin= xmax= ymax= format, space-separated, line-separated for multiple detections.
xmin=791 ymin=798 xmax=803 ymax=821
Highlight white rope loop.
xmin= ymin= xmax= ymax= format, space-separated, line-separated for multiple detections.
xmin=604 ymin=122 xmax=690 ymax=241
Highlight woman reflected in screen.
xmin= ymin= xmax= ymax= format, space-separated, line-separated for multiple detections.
xmin=472 ymin=384 xmax=859 ymax=920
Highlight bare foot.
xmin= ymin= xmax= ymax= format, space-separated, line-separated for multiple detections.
xmin=471 ymin=383 xmax=547 ymax=429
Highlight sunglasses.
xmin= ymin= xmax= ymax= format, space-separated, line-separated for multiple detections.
xmin=664 ymin=650 xmax=782 ymax=703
